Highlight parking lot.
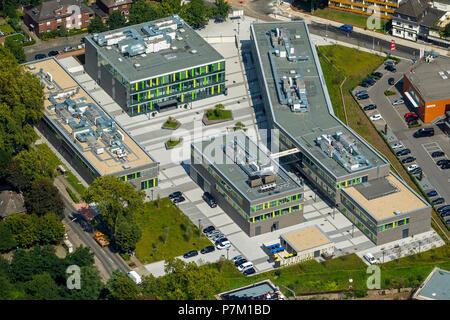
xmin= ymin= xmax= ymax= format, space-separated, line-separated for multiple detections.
xmin=58 ymin=17 xmax=446 ymax=278
xmin=353 ymin=58 xmax=450 ymax=222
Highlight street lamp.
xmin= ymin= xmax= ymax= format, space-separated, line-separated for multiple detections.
xmin=381 ymin=248 xmax=385 ymax=263
xmin=226 ymin=247 xmax=230 ymax=260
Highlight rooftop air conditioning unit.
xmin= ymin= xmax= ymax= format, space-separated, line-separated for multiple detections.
xmin=191 ymin=49 xmax=197 ymax=54
xmin=134 ymin=63 xmax=141 ymax=68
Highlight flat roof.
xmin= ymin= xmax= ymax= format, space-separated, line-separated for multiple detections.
xmin=85 ymin=15 xmax=224 ymax=83
xmin=343 ymin=173 xmax=428 ymax=220
xmin=25 ymin=58 xmax=154 ymax=176
xmin=281 ymin=225 xmax=333 ymax=253
xmin=251 ymin=21 xmax=389 ymax=178
xmin=192 ymin=131 xmax=303 ymax=202
xmin=414 ymin=267 xmax=450 ymax=300
xmin=405 ymin=56 xmax=450 ymax=102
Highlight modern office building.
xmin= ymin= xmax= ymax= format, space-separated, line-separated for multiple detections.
xmin=24 ymin=58 xmax=159 ymax=190
xmin=250 ymin=20 xmax=431 ymax=245
xmin=190 ymin=131 xmax=304 ymax=237
xmin=328 ymin=0 xmax=399 ymax=20
xmin=403 ymin=55 xmax=450 ymax=123
xmin=84 ymin=15 xmax=226 ymax=116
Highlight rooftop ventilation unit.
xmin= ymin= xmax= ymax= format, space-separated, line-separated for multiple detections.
xmin=191 ymin=49 xmax=198 ymax=54
xmin=134 ymin=63 xmax=141 ymax=68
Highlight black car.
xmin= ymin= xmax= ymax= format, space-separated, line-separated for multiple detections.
xmin=202 ymin=225 xmax=215 ymax=234
xmin=402 ymin=156 xmax=416 ymax=163
xmin=48 ymin=50 xmax=59 ymax=56
xmin=215 ymin=237 xmax=228 ymax=246
xmin=441 ymin=210 xmax=450 ymax=218
xmin=371 ymin=72 xmax=383 ymax=78
xmin=234 ymin=258 xmax=248 ymax=267
xmin=357 ymin=93 xmax=369 ymax=100
xmin=35 ymin=53 xmax=46 ymax=60
xmin=168 ymin=191 xmax=182 ymax=199
xmin=432 ymin=198 xmax=445 ymax=205
xmin=388 ymin=77 xmax=395 ymax=85
xmin=202 ymin=192 xmax=217 ymax=208
xmin=436 ymin=159 xmax=449 ymax=166
xmin=410 ymin=167 xmax=422 ymax=175
xmin=385 ymin=65 xmax=396 ymax=72
xmin=437 ymin=205 xmax=450 ymax=213
xmin=405 ymin=115 xmax=418 ymax=123
xmin=183 ymin=250 xmax=198 ymax=258
xmin=360 ymin=81 xmax=370 ymax=88
xmin=364 ymin=104 xmax=377 ymax=111
xmin=407 ymin=119 xmax=418 ymax=126
xmin=431 ymin=151 xmax=445 ymax=158
xmin=172 ymin=196 xmax=185 ymax=204
xmin=442 ymin=162 xmax=450 ymax=169
xmin=396 ymin=149 xmax=411 ymax=156
xmin=413 ymin=127 xmax=434 ymax=138
xmin=200 ymin=246 xmax=215 ymax=254
xmin=243 ymin=267 xmax=256 ymax=276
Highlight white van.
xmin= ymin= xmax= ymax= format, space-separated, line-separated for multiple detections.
xmin=127 ymin=271 xmax=142 ymax=284
xmin=238 ymin=262 xmax=254 ymax=272
xmin=363 ymin=253 xmax=379 ymax=265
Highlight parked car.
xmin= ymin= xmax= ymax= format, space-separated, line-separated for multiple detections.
xmin=437 ymin=205 xmax=450 ymax=213
xmin=357 ymin=93 xmax=369 ymax=100
xmin=237 ymin=261 xmax=254 ymax=272
xmin=370 ymin=114 xmax=382 ymax=121
xmin=35 ymin=53 xmax=46 ymax=60
xmin=169 ymin=191 xmax=182 ymax=199
xmin=231 ymin=255 xmax=244 ymax=263
xmin=216 ymin=241 xmax=231 ymax=250
xmin=363 ymin=253 xmax=380 ymax=265
xmin=127 ymin=271 xmax=142 ymax=284
xmin=436 ymin=159 xmax=449 ymax=166
xmin=432 ymin=198 xmax=445 ymax=205
xmin=202 ymin=225 xmax=215 ymax=234
xmin=360 ymin=81 xmax=370 ymax=88
xmin=215 ymin=237 xmax=228 ymax=245
xmin=402 ymin=156 xmax=416 ymax=164
xmin=392 ymin=99 xmax=404 ymax=105
xmin=391 ymin=142 xmax=404 ymax=149
xmin=200 ymin=246 xmax=215 ymax=254
xmin=339 ymin=24 xmax=353 ymax=32
xmin=234 ymin=258 xmax=248 ymax=267
xmin=442 ymin=162 xmax=450 ymax=169
xmin=404 ymin=112 xmax=418 ymax=119
xmin=431 ymin=151 xmax=445 ymax=158
xmin=385 ymin=64 xmax=396 ymax=72
xmin=364 ymin=104 xmax=377 ymax=111
xmin=202 ymin=192 xmax=217 ymax=208
xmin=384 ymin=59 xmax=397 ymax=66
xmin=63 ymin=46 xmax=74 ymax=52
xmin=243 ymin=267 xmax=256 ymax=276
xmin=207 ymin=230 xmax=221 ymax=238
xmin=172 ymin=196 xmax=185 ymax=204
xmin=183 ymin=250 xmax=198 ymax=258
xmin=48 ymin=50 xmax=59 ymax=56
xmin=364 ymin=77 xmax=376 ymax=85
xmin=371 ymin=72 xmax=383 ymax=78
xmin=441 ymin=210 xmax=450 ymax=218
xmin=212 ymin=233 xmax=226 ymax=242
xmin=410 ymin=167 xmax=422 ymax=175
xmin=407 ymin=164 xmax=418 ymax=172
xmin=396 ymin=149 xmax=411 ymax=156
xmin=413 ymin=127 xmax=434 ymax=138
xmin=426 ymin=190 xmax=438 ymax=197
xmin=407 ymin=119 xmax=418 ymax=126
xmin=355 ymin=90 xmax=368 ymax=96
xmin=388 ymin=77 xmax=395 ymax=85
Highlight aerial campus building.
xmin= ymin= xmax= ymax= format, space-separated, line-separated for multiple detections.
xmin=190 ymin=131 xmax=304 ymax=237
xmin=84 ymin=15 xmax=226 ymax=116
xmin=24 ymin=58 xmax=159 ymax=191
xmin=240 ymin=20 xmax=430 ymax=244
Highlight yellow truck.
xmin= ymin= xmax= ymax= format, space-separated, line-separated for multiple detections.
xmin=94 ymin=232 xmax=110 ymax=247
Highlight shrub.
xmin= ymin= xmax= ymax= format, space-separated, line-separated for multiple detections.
xmin=384 ymin=90 xmax=396 ymax=96
xmin=66 ymin=187 xmax=79 ymax=203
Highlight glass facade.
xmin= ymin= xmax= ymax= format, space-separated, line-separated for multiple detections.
xmin=127 ymin=62 xmax=226 ymax=116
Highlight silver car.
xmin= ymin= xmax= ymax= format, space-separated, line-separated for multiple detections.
xmin=212 ymin=233 xmax=225 ymax=242
xmin=392 ymin=99 xmax=404 ymax=105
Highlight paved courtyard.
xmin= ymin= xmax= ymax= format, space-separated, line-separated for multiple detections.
xmin=58 ymin=16 xmax=444 ymax=278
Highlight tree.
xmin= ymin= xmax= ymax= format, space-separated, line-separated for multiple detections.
xmin=107 ymin=11 xmax=127 ymax=30
xmin=0 ymin=276 xmax=14 ymax=300
xmin=212 ymin=0 xmax=230 ymax=21
xmin=106 ymin=269 xmax=140 ymax=300
xmin=0 ymin=148 xmax=11 ymax=179
xmin=59 ymin=24 xmax=68 ymax=37
xmin=88 ymin=17 xmax=108 ymax=34
xmin=4 ymin=212 xmax=40 ymax=248
xmin=25 ymin=272 xmax=61 ymax=300
xmin=4 ymin=37 xmax=26 ymax=64
xmin=82 ymin=176 xmax=145 ymax=238
xmin=61 ymin=266 xmax=104 ymax=300
xmin=64 ymin=246 xmax=95 ymax=268
xmin=24 ymin=179 xmax=64 ymax=217
xmin=0 ymin=222 xmax=17 ymax=253
xmin=0 ymin=46 xmax=44 ymax=154
xmin=161 ymin=0 xmax=181 ymax=15
xmin=37 ymin=212 xmax=65 ymax=245
xmin=179 ymin=0 xmax=209 ymax=28
xmin=115 ymin=219 xmax=142 ymax=253
xmin=4 ymin=159 xmax=29 ymax=191
xmin=128 ymin=0 xmax=167 ymax=25
xmin=443 ymin=23 xmax=450 ymax=38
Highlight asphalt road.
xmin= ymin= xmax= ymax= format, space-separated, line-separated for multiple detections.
xmin=354 ymin=61 xmax=450 ymax=215
xmin=24 ymin=33 xmax=85 ymax=61
xmin=61 ymin=197 xmax=130 ymax=277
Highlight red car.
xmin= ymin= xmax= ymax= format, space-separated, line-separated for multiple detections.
xmin=404 ymin=112 xmax=417 ymax=119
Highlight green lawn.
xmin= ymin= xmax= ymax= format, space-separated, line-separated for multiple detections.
xmin=135 ymin=198 xmax=212 ymax=264
xmin=163 ymin=120 xmax=179 ymax=129
xmin=65 ymin=171 xmax=87 ymax=196
xmin=0 ymin=24 xmax=15 ymax=34
xmin=5 ymin=33 xmax=24 ymax=42
xmin=166 ymin=139 xmax=181 ymax=148
xmin=206 ymin=109 xmax=232 ymax=121
xmin=214 ymin=246 xmax=450 ymax=297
